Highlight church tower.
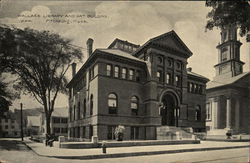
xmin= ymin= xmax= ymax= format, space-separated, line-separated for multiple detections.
xmin=214 ymin=25 xmax=244 ymax=80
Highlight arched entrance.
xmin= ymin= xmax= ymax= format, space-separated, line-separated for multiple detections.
xmin=160 ymin=92 xmax=179 ymax=126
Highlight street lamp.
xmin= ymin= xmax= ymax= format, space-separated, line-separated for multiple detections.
xmin=20 ymin=103 xmax=23 ymax=141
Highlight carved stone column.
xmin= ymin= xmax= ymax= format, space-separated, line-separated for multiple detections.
xmin=212 ymin=97 xmax=219 ymax=129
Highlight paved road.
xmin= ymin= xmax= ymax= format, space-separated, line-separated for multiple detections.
xmin=0 ymin=138 xmax=249 ymax=163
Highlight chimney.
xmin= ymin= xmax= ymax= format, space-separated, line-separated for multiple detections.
xmin=71 ymin=62 xmax=76 ymax=78
xmin=86 ymin=38 xmax=94 ymax=57
xmin=187 ymin=67 xmax=192 ymax=72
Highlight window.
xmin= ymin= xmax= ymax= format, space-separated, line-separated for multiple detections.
xmin=131 ymin=126 xmax=139 ymax=140
xmin=195 ymin=105 xmax=201 ymax=121
xmin=206 ymin=103 xmax=211 ymax=120
xmin=136 ymin=71 xmax=140 ymax=82
xmin=157 ymin=57 xmax=163 ymax=64
xmin=61 ymin=118 xmax=68 ymax=123
xmin=83 ymin=99 xmax=86 ymax=117
xmin=108 ymin=93 xmax=117 ymax=114
xmin=82 ymin=126 xmax=86 ymax=138
xmin=191 ymin=83 xmax=194 ymax=92
xmin=176 ymin=75 xmax=181 ymax=86
xmin=129 ymin=69 xmax=134 ymax=80
xmin=199 ymin=85 xmax=203 ymax=94
xmin=53 ymin=127 xmax=60 ymax=133
xmin=61 ymin=128 xmax=68 ymax=133
xmin=114 ymin=66 xmax=119 ymax=78
xmin=187 ymin=82 xmax=190 ymax=92
xmin=73 ymin=105 xmax=76 ymax=120
xmin=168 ymin=59 xmax=172 ymax=67
xmin=106 ymin=64 xmax=112 ymax=76
xmin=131 ymin=96 xmax=139 ymax=115
xmin=176 ymin=62 xmax=181 ymax=69
xmin=166 ymin=73 xmax=171 ymax=84
xmin=78 ymin=101 xmax=81 ymax=120
xmin=107 ymin=126 xmax=116 ymax=140
xmin=11 ymin=126 xmax=14 ymax=129
xmin=122 ymin=68 xmax=127 ymax=79
xmin=11 ymin=120 xmax=15 ymax=123
xmin=5 ymin=125 xmax=8 ymax=129
xmin=157 ymin=71 xmax=163 ymax=82
xmin=90 ymin=94 xmax=93 ymax=115
xmin=5 ymin=119 xmax=8 ymax=123
xmin=53 ymin=117 xmax=60 ymax=123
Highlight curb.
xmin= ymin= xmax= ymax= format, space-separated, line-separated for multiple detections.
xmin=24 ymin=141 xmax=250 ymax=160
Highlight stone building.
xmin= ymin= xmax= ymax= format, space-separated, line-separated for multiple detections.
xmin=206 ymin=26 xmax=250 ymax=135
xmin=66 ymin=30 xmax=209 ymax=141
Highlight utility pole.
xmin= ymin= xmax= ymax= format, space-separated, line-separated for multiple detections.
xmin=20 ymin=103 xmax=23 ymax=141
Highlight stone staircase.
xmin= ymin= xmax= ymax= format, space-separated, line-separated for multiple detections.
xmin=157 ymin=126 xmax=195 ymax=140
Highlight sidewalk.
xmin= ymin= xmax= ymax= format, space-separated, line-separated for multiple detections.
xmin=23 ymin=138 xmax=250 ymax=160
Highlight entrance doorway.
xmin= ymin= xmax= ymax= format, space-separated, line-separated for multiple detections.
xmin=161 ymin=93 xmax=178 ymax=126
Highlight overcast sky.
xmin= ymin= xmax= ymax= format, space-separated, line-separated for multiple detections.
xmin=1 ymin=1 xmax=249 ymax=110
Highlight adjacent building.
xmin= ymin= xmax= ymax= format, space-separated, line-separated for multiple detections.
xmin=66 ymin=30 xmax=209 ymax=141
xmin=206 ymin=26 xmax=250 ymax=135
xmin=41 ymin=107 xmax=68 ymax=137
xmin=0 ymin=110 xmax=21 ymax=138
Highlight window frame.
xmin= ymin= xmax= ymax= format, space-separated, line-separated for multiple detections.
xmin=131 ymin=96 xmax=139 ymax=116
xmin=108 ymin=93 xmax=118 ymax=114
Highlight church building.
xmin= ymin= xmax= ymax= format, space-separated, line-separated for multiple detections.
xmin=206 ymin=26 xmax=250 ymax=135
xmin=66 ymin=30 xmax=209 ymax=140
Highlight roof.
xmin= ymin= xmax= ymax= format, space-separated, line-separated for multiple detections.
xmin=27 ymin=116 xmax=40 ymax=127
xmin=133 ymin=30 xmax=193 ymax=57
xmin=187 ymin=71 xmax=209 ymax=82
xmin=52 ymin=107 xmax=68 ymax=117
xmin=207 ymin=72 xmax=250 ymax=89
xmin=108 ymin=38 xmax=140 ymax=49
xmin=97 ymin=49 xmax=145 ymax=63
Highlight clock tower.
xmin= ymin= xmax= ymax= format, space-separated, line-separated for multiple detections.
xmin=214 ymin=25 xmax=244 ymax=80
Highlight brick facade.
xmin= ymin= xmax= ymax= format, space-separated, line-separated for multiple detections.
xmin=67 ymin=31 xmax=209 ymax=140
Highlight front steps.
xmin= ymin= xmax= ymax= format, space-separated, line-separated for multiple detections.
xmin=157 ymin=126 xmax=195 ymax=140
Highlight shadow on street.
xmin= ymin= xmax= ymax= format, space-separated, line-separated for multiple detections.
xmin=0 ymin=139 xmax=30 ymax=151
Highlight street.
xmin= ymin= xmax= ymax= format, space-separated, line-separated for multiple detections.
xmin=0 ymin=138 xmax=249 ymax=163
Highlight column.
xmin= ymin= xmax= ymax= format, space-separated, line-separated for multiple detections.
xmin=212 ymin=98 xmax=219 ymax=129
xmin=235 ymin=98 xmax=240 ymax=132
xmin=226 ymin=97 xmax=232 ymax=129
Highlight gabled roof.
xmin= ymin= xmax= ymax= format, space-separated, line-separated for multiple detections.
xmin=52 ymin=107 xmax=68 ymax=118
xmin=207 ymin=72 xmax=250 ymax=89
xmin=133 ymin=30 xmax=193 ymax=57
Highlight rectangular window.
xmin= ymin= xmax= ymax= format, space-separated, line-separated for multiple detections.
xmin=129 ymin=69 xmax=134 ymax=80
xmin=82 ymin=126 xmax=86 ymax=138
xmin=5 ymin=119 xmax=8 ymax=123
xmin=166 ymin=73 xmax=171 ymax=84
xmin=106 ymin=64 xmax=112 ymax=76
xmin=114 ymin=66 xmax=119 ymax=78
xmin=53 ymin=127 xmax=60 ymax=133
xmin=53 ymin=117 xmax=61 ymax=123
xmin=107 ymin=126 xmax=116 ymax=140
xmin=206 ymin=103 xmax=211 ymax=120
xmin=11 ymin=126 xmax=14 ymax=129
xmin=61 ymin=128 xmax=68 ymax=133
xmin=122 ymin=68 xmax=127 ymax=79
xmin=5 ymin=125 xmax=8 ymax=129
xmin=61 ymin=118 xmax=68 ymax=123
xmin=176 ymin=75 xmax=181 ymax=87
xmin=157 ymin=71 xmax=163 ymax=82
xmin=136 ymin=70 xmax=140 ymax=82
xmin=131 ymin=127 xmax=139 ymax=140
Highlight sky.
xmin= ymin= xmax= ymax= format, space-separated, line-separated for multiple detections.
xmin=0 ymin=0 xmax=249 ymax=110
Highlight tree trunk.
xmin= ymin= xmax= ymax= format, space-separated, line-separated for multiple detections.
xmin=45 ymin=115 xmax=51 ymax=145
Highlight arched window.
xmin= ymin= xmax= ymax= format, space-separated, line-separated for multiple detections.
xmin=195 ymin=105 xmax=201 ymax=121
xmin=90 ymin=94 xmax=93 ymax=115
xmin=131 ymin=96 xmax=139 ymax=115
xmin=108 ymin=93 xmax=117 ymax=114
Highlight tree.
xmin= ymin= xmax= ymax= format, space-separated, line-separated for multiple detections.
xmin=205 ymin=0 xmax=250 ymax=39
xmin=0 ymin=25 xmax=82 ymax=138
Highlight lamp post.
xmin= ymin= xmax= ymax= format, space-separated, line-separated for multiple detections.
xmin=20 ymin=103 xmax=23 ymax=141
